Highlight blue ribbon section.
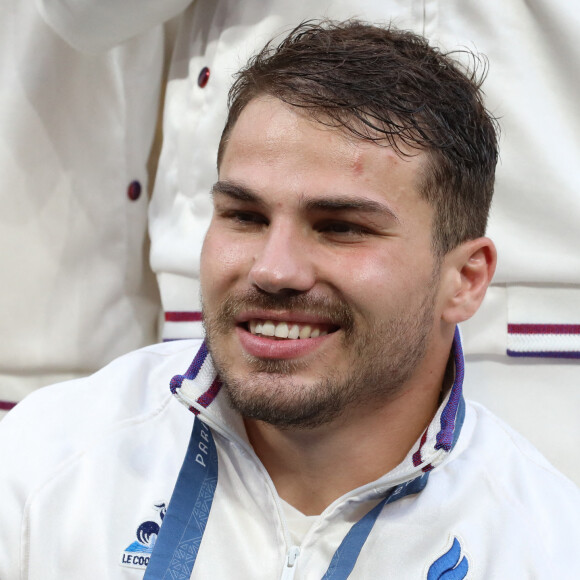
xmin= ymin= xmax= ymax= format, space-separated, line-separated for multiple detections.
xmin=322 ymin=473 xmax=430 ymax=580
xmin=144 ymin=418 xmax=218 ymax=580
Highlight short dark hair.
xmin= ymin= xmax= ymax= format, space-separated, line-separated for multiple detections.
xmin=217 ymin=20 xmax=499 ymax=256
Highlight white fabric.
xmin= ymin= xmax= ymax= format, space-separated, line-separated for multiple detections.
xmin=280 ymin=500 xmax=321 ymax=547
xmin=0 ymin=0 xmax=167 ymax=407
xmin=0 ymin=340 xmax=578 ymax=579
xmin=463 ymin=355 xmax=580 ymax=485
xmin=36 ymin=0 xmax=192 ymax=53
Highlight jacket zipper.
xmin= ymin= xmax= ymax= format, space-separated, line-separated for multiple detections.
xmin=280 ymin=546 xmax=301 ymax=580
xmin=192 ymin=411 xmax=304 ymax=578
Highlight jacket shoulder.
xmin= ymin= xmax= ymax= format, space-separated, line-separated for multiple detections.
xmin=456 ymin=401 xmax=580 ymax=561
xmin=0 ymin=340 xmax=201 ymax=578
xmin=0 ymin=340 xmax=201 ymax=478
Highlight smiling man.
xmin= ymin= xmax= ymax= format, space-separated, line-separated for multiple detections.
xmin=1 ymin=20 xmax=579 ymax=580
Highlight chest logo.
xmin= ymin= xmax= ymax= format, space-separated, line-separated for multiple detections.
xmin=120 ymin=502 xmax=167 ymax=570
xmin=427 ymin=536 xmax=469 ymax=579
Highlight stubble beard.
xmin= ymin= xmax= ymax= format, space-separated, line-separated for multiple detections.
xmin=203 ymin=281 xmax=439 ymax=430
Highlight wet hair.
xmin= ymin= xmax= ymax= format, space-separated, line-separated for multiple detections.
xmin=217 ymin=20 xmax=499 ymax=256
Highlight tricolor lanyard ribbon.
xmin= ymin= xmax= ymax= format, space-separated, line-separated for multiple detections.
xmin=144 ymin=419 xmax=429 ymax=580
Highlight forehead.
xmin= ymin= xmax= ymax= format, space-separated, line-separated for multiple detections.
xmin=219 ymin=97 xmax=430 ymax=217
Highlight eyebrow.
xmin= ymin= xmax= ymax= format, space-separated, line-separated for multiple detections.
xmin=212 ymin=181 xmax=262 ymax=204
xmin=301 ymin=197 xmax=399 ymax=221
xmin=212 ymin=180 xmax=400 ymax=222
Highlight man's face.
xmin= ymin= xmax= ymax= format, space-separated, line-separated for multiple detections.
xmin=201 ymin=97 xmax=444 ymax=429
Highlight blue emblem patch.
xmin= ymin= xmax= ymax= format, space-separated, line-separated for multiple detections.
xmin=428 ymin=537 xmax=469 ymax=579
xmin=120 ymin=503 xmax=167 ymax=570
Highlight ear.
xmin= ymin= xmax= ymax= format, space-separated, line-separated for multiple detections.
xmin=440 ymin=237 xmax=497 ymax=324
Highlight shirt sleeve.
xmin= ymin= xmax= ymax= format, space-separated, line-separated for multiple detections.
xmin=35 ymin=0 xmax=193 ymax=52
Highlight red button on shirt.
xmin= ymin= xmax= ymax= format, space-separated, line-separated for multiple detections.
xmin=198 ymin=66 xmax=210 ymax=88
xmin=127 ymin=180 xmax=142 ymax=201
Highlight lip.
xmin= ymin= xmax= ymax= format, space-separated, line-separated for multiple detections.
xmin=235 ymin=325 xmax=336 ymax=360
xmin=235 ymin=309 xmax=336 ymax=326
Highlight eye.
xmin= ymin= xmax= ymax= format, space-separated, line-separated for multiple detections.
xmin=217 ymin=208 xmax=269 ymax=229
xmin=318 ymin=221 xmax=371 ymax=238
xmin=233 ymin=211 xmax=266 ymax=224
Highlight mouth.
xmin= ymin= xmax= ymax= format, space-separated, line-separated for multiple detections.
xmin=242 ymin=319 xmax=339 ymax=340
xmin=234 ymin=317 xmax=339 ymax=360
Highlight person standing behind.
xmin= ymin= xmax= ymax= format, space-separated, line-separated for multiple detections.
xmin=0 ymin=1 xmax=190 ymax=416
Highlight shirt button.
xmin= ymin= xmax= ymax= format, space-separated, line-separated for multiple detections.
xmin=198 ymin=66 xmax=210 ymax=88
xmin=127 ymin=180 xmax=142 ymax=201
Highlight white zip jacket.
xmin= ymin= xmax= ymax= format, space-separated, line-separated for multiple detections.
xmin=0 ymin=338 xmax=578 ymax=579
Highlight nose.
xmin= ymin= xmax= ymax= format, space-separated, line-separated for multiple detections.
xmin=248 ymin=221 xmax=316 ymax=295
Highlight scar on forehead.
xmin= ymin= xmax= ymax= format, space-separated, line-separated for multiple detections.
xmin=351 ymin=158 xmax=365 ymax=176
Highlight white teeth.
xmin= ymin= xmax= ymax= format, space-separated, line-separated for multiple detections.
xmin=288 ymin=324 xmax=300 ymax=339
xmin=261 ymin=321 xmax=275 ymax=336
xmin=274 ymin=322 xmax=289 ymax=338
xmin=248 ymin=320 xmax=331 ymax=339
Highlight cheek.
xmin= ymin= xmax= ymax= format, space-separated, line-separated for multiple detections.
xmin=329 ymin=247 xmax=432 ymax=311
xmin=318 ymin=250 xmax=393 ymax=313
xmin=200 ymin=228 xmax=253 ymax=294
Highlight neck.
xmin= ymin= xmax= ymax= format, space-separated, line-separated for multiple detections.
xmin=244 ymin=353 xmax=449 ymax=515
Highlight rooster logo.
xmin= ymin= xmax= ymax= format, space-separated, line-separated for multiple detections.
xmin=120 ymin=503 xmax=167 ymax=569
xmin=135 ymin=503 xmax=167 ymax=547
